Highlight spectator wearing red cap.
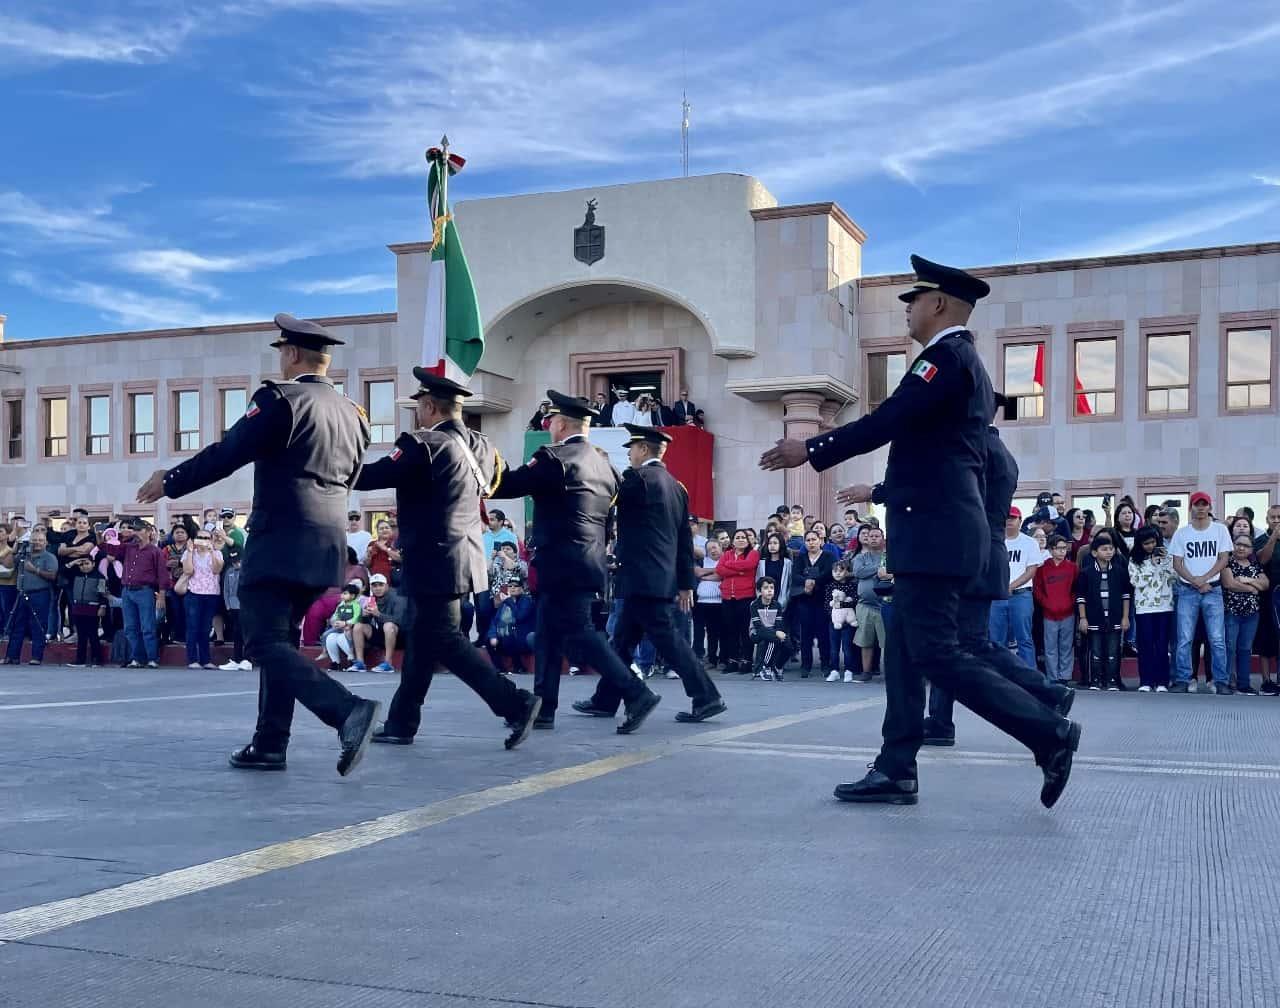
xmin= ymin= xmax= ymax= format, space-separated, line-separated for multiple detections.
xmin=989 ymin=507 xmax=1040 ymax=669
xmin=1169 ymin=491 xmax=1232 ymax=693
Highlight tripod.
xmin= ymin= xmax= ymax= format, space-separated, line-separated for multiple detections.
xmin=4 ymin=589 xmax=49 ymax=662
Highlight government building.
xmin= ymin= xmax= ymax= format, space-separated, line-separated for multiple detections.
xmin=1 ymin=173 xmax=1278 ymax=533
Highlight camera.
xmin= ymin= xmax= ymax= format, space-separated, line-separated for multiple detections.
xmin=1102 ymin=493 xmax=1113 ymax=508
xmin=12 ymin=539 xmax=30 ymax=567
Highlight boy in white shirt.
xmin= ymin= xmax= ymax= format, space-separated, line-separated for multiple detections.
xmin=1168 ymin=491 xmax=1231 ymax=693
xmin=989 ymin=508 xmax=1041 ymax=669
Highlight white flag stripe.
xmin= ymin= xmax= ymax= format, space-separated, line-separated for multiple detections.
xmin=421 ymin=256 xmax=446 ymax=366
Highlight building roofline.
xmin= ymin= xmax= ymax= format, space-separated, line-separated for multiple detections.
xmin=0 ymin=312 xmax=397 ymax=352
xmin=857 ymin=240 xmax=1280 ymax=287
xmin=750 ymin=202 xmax=868 ymax=245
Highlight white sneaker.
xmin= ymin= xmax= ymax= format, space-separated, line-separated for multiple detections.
xmin=666 ymin=670 xmax=679 ymax=680
xmin=187 ymin=662 xmax=201 ymax=670
xmin=1155 ymin=685 xmax=1169 ymax=693
xmin=1137 ymin=685 xmax=1152 ymax=692
xmin=843 ymin=671 xmax=854 ymax=683
xmin=825 ymin=669 xmax=840 ymax=683
xmin=568 ymin=665 xmax=580 ymax=675
xmin=631 ymin=663 xmax=644 ymax=680
xmin=238 ymin=660 xmax=253 ymax=671
xmin=218 ymin=660 xmax=240 ymax=671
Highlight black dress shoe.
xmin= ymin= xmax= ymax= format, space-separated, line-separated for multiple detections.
xmin=616 ymin=689 xmax=661 ymax=734
xmin=571 ymin=699 xmax=617 ymax=717
xmin=371 ymin=725 xmax=414 ymax=745
xmin=674 ymin=698 xmax=727 ymax=723
xmin=228 ymin=744 xmax=286 ymax=771
xmin=921 ymin=734 xmax=955 ymax=747
xmin=834 ymin=766 xmax=918 ymax=804
xmin=336 ymin=698 xmax=382 ymax=777
xmin=533 ymin=717 xmax=555 ymax=729
xmin=1040 ymin=721 xmax=1082 ymax=809
xmin=1055 ymin=687 xmax=1075 ymax=716
xmin=504 ymin=692 xmax=542 ymax=750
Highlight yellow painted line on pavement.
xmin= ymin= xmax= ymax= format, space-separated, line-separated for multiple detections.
xmin=0 ymin=696 xmax=883 ymax=945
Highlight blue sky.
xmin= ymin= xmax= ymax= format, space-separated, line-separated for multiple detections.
xmin=2 ymin=0 xmax=1279 ymax=339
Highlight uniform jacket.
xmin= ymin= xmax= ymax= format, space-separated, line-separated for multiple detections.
xmin=491 ymin=434 xmax=620 ymax=593
xmin=613 ymin=460 xmax=697 ymax=600
xmin=806 ymin=330 xmax=992 ymax=578
xmin=968 ymin=425 xmax=1018 ymax=601
xmin=355 ymin=418 xmax=499 ymax=597
xmin=164 ymin=376 xmax=369 ymax=590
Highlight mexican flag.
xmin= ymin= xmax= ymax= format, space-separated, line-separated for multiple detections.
xmin=421 ymin=143 xmax=484 ymax=376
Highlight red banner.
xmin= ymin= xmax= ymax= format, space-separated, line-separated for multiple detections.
xmin=661 ymin=426 xmax=715 ymax=520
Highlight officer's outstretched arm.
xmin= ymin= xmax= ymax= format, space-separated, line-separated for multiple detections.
xmin=490 ymin=449 xmax=561 ymax=499
xmin=806 ymin=345 xmax=970 ymax=472
xmin=163 ymin=387 xmax=290 ymax=499
xmin=354 ymin=432 xmax=428 ymax=491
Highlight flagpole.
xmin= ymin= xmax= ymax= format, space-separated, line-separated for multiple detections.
xmin=438 ymin=133 xmax=450 ymax=248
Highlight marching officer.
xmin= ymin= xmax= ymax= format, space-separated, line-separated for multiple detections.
xmin=760 ymin=256 xmax=1081 ymax=809
xmin=353 ymin=369 xmax=543 ymax=750
xmin=923 ymin=401 xmax=1075 ymax=745
xmin=137 ymin=314 xmax=381 ymax=776
xmin=573 ymin=424 xmax=727 ymax=724
xmin=491 ymin=391 xmax=662 ymax=733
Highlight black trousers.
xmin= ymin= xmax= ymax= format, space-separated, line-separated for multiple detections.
xmin=535 ymin=589 xmax=646 ymax=717
xmin=927 ymin=596 xmax=1066 ymax=733
xmin=876 ymin=575 xmax=1070 ymax=780
xmin=384 ymin=594 xmax=527 ymax=736
xmin=73 ymin=612 xmax=103 ymax=665
xmin=1089 ymin=629 xmax=1122 ymax=688
xmin=589 ymin=595 xmax=721 ymax=714
xmin=239 ymin=581 xmax=361 ymax=753
xmin=719 ymin=598 xmax=752 ymax=666
xmin=693 ymin=601 xmax=722 ymax=663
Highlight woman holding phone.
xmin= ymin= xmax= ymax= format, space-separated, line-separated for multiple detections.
xmin=182 ymin=530 xmax=224 ymax=670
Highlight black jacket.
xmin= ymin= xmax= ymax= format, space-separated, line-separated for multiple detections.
xmin=164 ymin=376 xmax=369 ymax=590
xmin=967 ymin=425 xmax=1018 ymax=602
xmin=791 ymin=549 xmax=835 ymax=600
xmin=492 ymin=434 xmax=620 ymax=593
xmin=1073 ymin=556 xmax=1133 ymax=631
xmin=355 ymin=418 xmax=499 ymax=598
xmin=614 ymin=460 xmax=696 ymax=600
xmin=806 ymin=330 xmax=992 ymax=579
xmin=671 ymin=399 xmax=697 ymax=425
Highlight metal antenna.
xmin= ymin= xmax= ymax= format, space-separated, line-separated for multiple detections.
xmin=680 ymin=47 xmax=690 ymax=178
xmin=1014 ymin=203 xmax=1023 ymax=262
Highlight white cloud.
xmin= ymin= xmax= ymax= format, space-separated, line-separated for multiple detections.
xmin=0 ymin=13 xmax=200 ymax=65
xmin=0 ymin=190 xmax=135 ymax=244
xmin=8 ymin=269 xmax=246 ymax=330
xmin=113 ymin=244 xmax=323 ymax=294
xmin=291 ymin=273 xmax=394 ymax=295
xmin=1046 ymin=196 xmax=1280 ymax=259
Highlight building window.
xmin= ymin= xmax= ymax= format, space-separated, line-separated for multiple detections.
xmin=1144 ymin=331 xmax=1191 ymax=415
xmin=173 ymin=389 xmax=200 ymax=452
xmin=333 ymin=380 xmax=345 ymax=398
xmin=84 ymin=394 xmax=110 ymax=456
xmin=1143 ymin=492 xmax=1189 ymax=515
xmin=867 ymin=352 xmax=906 ymax=412
xmin=130 ymin=393 xmax=155 ymax=454
xmin=1003 ymin=342 xmax=1045 ymax=419
xmin=365 ymin=380 xmax=395 ymax=443
xmin=1225 ymin=328 xmax=1271 ymax=411
xmin=220 ymin=388 xmax=248 ymax=436
xmin=43 ymin=397 xmax=68 ymax=458
xmin=1223 ymin=490 xmax=1272 ymax=524
xmin=4 ymin=398 xmax=22 ymax=461
xmin=1073 ymin=338 xmax=1117 ymax=417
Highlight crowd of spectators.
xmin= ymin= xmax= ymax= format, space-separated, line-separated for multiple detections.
xmin=528 ymin=387 xmax=706 ymax=432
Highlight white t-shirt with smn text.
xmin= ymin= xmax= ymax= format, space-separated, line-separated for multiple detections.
xmin=1170 ymin=521 xmax=1232 ymax=584
xmin=1005 ymin=533 xmax=1041 ymax=589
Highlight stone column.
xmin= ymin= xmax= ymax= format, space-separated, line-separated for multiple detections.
xmin=816 ymin=399 xmax=844 ymax=520
xmin=781 ymin=391 xmax=824 ymax=518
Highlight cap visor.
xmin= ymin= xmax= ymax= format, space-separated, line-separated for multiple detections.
xmin=395 ymin=397 xmax=419 ymax=408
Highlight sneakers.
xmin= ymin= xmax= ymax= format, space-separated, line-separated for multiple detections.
xmin=1238 ymin=685 xmax=1260 ymax=695
xmin=68 ymin=662 xmax=86 ymax=669
xmin=1260 ymin=680 xmax=1280 ymax=695
xmin=347 ymin=660 xmax=367 ymax=672
xmin=218 ymin=660 xmax=241 ymax=671
xmin=328 ymin=661 xmax=343 ymax=672
xmin=1106 ymin=686 xmax=1119 ymax=692
xmin=1088 ymin=685 xmax=1101 ymax=691
xmin=854 ymin=672 xmax=873 ymax=684
xmin=188 ymin=662 xmax=202 ymax=670
xmin=373 ymin=661 xmax=395 ymax=673
xmin=237 ymin=660 xmax=252 ymax=671
xmin=126 ymin=660 xmax=141 ymax=669
xmin=145 ymin=660 xmax=158 ymax=669
xmin=1214 ymin=682 xmax=1235 ymax=695
xmin=843 ymin=670 xmax=855 ymax=683
xmin=1155 ymin=685 xmax=1169 ymax=693
xmin=1167 ymin=682 xmax=1190 ymax=693
xmin=825 ymin=669 xmax=840 ymax=683
xmin=1137 ymin=685 xmax=1152 ymax=692
xmin=665 ymin=669 xmax=679 ymax=680
xmin=760 ymin=668 xmax=775 ymax=681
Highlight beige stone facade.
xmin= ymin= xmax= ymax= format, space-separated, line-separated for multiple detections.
xmin=1 ymin=172 xmax=1278 ymax=533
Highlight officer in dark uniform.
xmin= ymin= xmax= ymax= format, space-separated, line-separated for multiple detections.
xmin=760 ymin=257 xmax=1081 ymax=809
xmin=353 ymin=369 xmax=542 ymax=750
xmin=923 ymin=402 xmax=1075 ymax=745
xmin=572 ymin=424 xmax=727 ymax=724
xmin=137 ymin=314 xmax=381 ymax=776
xmin=491 ymin=391 xmax=662 ymax=733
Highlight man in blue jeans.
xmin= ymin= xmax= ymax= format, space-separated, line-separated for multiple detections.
xmin=4 ymin=526 xmax=58 ymax=665
xmin=989 ymin=508 xmax=1040 ymax=670
xmin=100 ymin=520 xmax=170 ymax=668
xmin=1169 ymin=491 xmax=1232 ymax=693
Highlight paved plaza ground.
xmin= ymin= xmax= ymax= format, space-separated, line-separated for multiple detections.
xmin=2 ymin=664 xmax=1279 ymax=1007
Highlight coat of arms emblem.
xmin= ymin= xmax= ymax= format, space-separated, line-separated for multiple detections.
xmin=573 ymin=199 xmax=605 ymax=266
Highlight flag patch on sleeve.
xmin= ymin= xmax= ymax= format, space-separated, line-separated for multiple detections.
xmin=910 ymin=359 xmax=938 ymax=383
xmin=389 ymin=447 xmax=403 ymax=461
xmin=245 ymin=402 xmax=261 ymax=418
